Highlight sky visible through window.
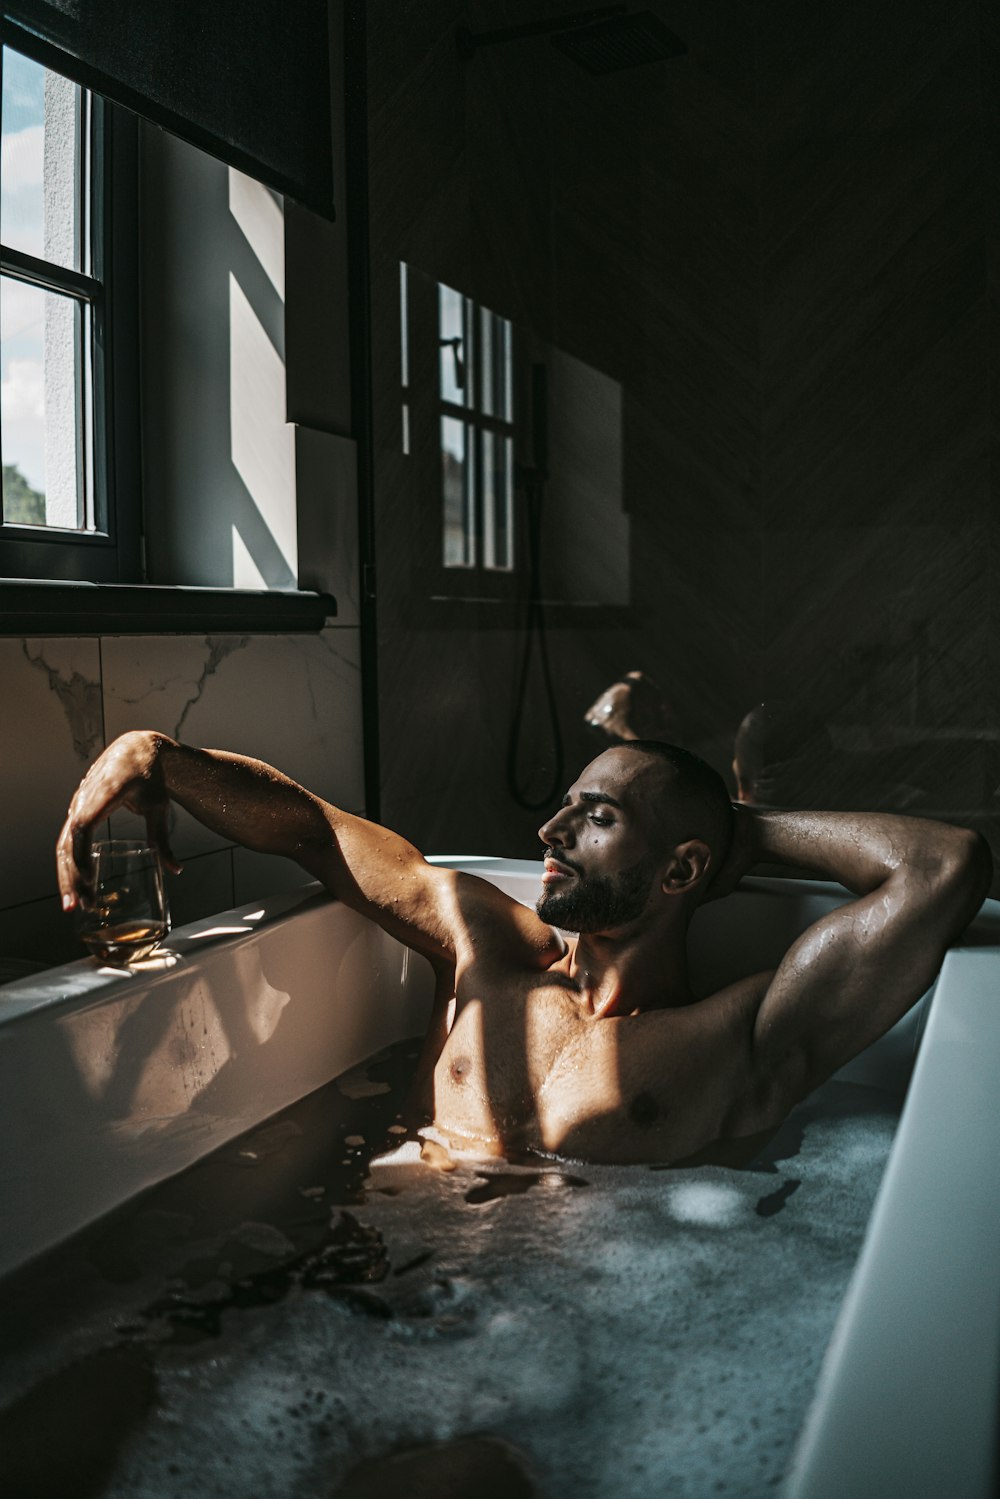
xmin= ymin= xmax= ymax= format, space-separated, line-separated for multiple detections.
xmin=1 ymin=49 xmax=47 ymax=493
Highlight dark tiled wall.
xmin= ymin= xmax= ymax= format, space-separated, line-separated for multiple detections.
xmin=369 ymin=0 xmax=1000 ymax=877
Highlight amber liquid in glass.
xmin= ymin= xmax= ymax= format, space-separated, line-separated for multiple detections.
xmin=82 ymin=921 xmax=169 ymax=963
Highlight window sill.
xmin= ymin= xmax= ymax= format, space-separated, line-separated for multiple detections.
xmin=0 ymin=580 xmax=337 ymax=635
xmin=398 ymin=594 xmax=632 ymax=631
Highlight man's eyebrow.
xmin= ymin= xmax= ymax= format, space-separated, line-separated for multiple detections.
xmin=579 ymin=790 xmax=623 ymax=809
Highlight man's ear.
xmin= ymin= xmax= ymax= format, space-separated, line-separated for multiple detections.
xmin=661 ymin=839 xmax=712 ymax=894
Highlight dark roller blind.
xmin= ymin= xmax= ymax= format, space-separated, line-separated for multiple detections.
xmin=2 ymin=0 xmax=335 ymax=218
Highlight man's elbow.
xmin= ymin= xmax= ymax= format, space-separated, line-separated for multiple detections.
xmin=936 ymin=826 xmax=992 ymax=927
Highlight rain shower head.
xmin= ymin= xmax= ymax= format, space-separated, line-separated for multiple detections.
xmin=457 ymin=8 xmax=686 ymax=75
xmin=549 ymin=11 xmax=686 ymax=74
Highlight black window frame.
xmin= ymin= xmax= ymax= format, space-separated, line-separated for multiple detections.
xmin=402 ymin=264 xmax=523 ymax=603
xmin=0 ymin=38 xmax=141 ymax=583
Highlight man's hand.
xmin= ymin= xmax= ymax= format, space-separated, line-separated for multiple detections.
xmin=704 ymin=802 xmax=758 ymax=901
xmin=56 ymin=731 xmax=181 ymax=911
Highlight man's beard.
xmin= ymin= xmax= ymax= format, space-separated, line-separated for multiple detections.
xmin=536 ymin=853 xmax=659 ymax=933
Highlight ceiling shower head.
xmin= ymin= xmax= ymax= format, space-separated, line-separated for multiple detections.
xmin=549 ymin=11 xmax=686 ymax=74
xmin=457 ymin=8 xmax=686 ymax=75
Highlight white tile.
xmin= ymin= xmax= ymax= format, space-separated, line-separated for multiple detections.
xmin=0 ymin=638 xmax=103 ymax=907
xmin=102 ymin=629 xmax=365 ymax=859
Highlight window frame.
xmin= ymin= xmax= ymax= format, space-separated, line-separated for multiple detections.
xmin=0 ymin=40 xmax=141 ymax=583
xmin=402 ymin=264 xmax=522 ymax=603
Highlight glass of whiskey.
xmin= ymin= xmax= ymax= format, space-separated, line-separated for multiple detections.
xmin=78 ymin=840 xmax=170 ymax=964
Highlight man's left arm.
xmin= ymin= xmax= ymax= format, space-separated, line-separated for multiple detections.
xmin=725 ymin=807 xmax=991 ymax=1123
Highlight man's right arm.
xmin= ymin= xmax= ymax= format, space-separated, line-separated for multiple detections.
xmin=56 ymin=731 xmax=554 ymax=967
xmin=725 ymin=806 xmax=991 ymax=1125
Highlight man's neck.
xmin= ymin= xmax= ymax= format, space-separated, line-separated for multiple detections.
xmin=567 ymin=918 xmax=692 ymax=1018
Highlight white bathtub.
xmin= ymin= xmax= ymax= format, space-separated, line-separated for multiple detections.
xmin=0 ymin=857 xmax=997 ymax=1497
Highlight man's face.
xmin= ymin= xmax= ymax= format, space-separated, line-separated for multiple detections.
xmin=535 ymin=749 xmax=669 ymax=933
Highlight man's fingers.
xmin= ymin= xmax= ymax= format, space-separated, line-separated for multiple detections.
xmin=56 ymin=820 xmax=94 ymax=911
xmin=56 ymin=831 xmax=77 ymax=911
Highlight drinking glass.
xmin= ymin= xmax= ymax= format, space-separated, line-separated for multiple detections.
xmin=78 ymin=840 xmax=170 ymax=964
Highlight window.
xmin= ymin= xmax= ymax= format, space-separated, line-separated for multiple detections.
xmin=0 ymin=43 xmax=138 ymax=581
xmin=401 ymin=262 xmax=519 ymax=599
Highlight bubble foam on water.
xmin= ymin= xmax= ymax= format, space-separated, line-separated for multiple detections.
xmin=667 ymin=1181 xmax=745 ymax=1226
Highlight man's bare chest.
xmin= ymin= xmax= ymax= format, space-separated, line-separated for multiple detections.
xmin=427 ymin=969 xmax=586 ymax=1151
xmin=422 ymin=962 xmax=771 ymax=1162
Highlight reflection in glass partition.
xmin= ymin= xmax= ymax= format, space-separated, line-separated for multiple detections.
xmin=479 ymin=303 xmax=493 ymax=415
xmin=438 ymin=281 xmax=470 ymax=406
xmin=479 ymin=303 xmax=512 ymax=422
xmin=401 ymin=260 xmax=628 ymax=601
xmin=481 ymin=429 xmax=514 ymax=571
xmin=441 ymin=414 xmax=473 ymax=566
xmin=402 ymin=263 xmax=521 ymax=578
xmin=400 ymin=261 xmax=410 ymax=455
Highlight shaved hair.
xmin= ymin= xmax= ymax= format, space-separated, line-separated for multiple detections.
xmin=615 ymin=739 xmax=734 ymax=886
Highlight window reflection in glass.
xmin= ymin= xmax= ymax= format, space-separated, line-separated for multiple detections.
xmin=482 ymin=429 xmax=514 ymax=571
xmin=442 ymin=415 xmax=474 ymax=567
xmin=499 ymin=315 xmax=512 ymax=422
xmin=479 ymin=304 xmax=493 ymax=415
xmin=400 ymin=260 xmax=410 ymax=455
xmin=438 ymin=282 xmax=470 ymax=406
xmin=400 ymin=264 xmax=518 ymax=580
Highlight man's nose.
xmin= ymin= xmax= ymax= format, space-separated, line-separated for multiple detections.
xmin=539 ymin=807 xmax=571 ymax=847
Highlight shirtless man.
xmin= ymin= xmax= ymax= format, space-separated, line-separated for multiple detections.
xmin=56 ymin=731 xmax=990 ymax=1164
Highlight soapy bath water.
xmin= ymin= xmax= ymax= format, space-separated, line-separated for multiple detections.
xmin=0 ymin=1040 xmax=900 ymax=1499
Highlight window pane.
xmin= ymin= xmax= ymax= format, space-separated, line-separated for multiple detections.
xmin=438 ymin=281 xmax=471 ymax=406
xmin=500 ymin=316 xmax=513 ymax=421
xmin=480 ymin=305 xmax=493 ymax=415
xmin=400 ymin=262 xmax=410 ymax=455
xmin=442 ymin=415 xmax=474 ymax=567
xmin=1 ymin=275 xmax=88 ymax=529
xmin=483 ymin=431 xmax=514 ymax=571
xmin=1 ymin=47 xmax=84 ymax=272
xmin=399 ymin=260 xmax=409 ymax=386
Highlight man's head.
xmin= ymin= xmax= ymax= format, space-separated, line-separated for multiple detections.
xmin=733 ymin=700 xmax=831 ymax=807
xmin=536 ymin=741 xmax=733 ymax=934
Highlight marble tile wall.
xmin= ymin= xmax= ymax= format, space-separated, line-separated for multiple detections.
xmin=0 ymin=626 xmax=363 ymax=969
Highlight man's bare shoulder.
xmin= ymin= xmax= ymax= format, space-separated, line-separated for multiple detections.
xmin=443 ymin=867 xmax=567 ymax=971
